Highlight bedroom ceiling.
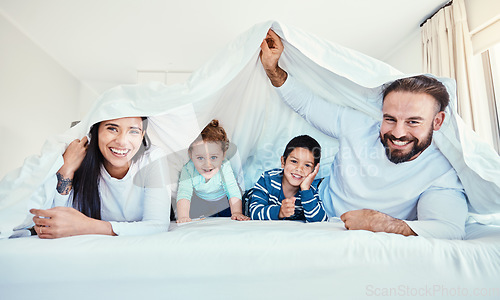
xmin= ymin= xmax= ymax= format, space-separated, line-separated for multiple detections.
xmin=0 ymin=0 xmax=448 ymax=92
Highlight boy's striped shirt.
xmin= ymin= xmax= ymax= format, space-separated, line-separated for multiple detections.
xmin=247 ymin=168 xmax=327 ymax=222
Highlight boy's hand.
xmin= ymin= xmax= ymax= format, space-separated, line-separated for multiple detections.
xmin=300 ymin=163 xmax=320 ymax=191
xmin=176 ymin=217 xmax=192 ymax=223
xmin=279 ymin=197 xmax=296 ymax=219
xmin=231 ymin=213 xmax=250 ymax=221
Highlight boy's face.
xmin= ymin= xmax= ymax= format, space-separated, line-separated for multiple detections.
xmin=281 ymin=147 xmax=315 ymax=188
xmin=190 ymin=141 xmax=225 ymax=181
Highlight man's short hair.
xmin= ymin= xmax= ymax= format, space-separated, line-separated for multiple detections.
xmin=382 ymin=75 xmax=450 ymax=112
xmin=283 ymin=135 xmax=321 ymax=166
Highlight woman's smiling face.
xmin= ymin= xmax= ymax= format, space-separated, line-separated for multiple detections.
xmin=98 ymin=117 xmax=144 ymax=178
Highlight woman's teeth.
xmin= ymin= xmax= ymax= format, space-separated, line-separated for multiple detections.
xmin=110 ymin=148 xmax=129 ymax=155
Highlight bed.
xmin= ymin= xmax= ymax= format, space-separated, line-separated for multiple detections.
xmin=1 ymin=218 xmax=499 ymax=299
xmin=1 ymin=20 xmax=500 ymax=300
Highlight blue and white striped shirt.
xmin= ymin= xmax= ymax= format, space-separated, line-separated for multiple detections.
xmin=247 ymin=168 xmax=327 ymax=222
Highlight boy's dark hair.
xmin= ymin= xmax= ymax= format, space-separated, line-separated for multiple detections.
xmin=282 ymin=135 xmax=321 ymax=166
xmin=382 ymin=75 xmax=449 ymax=113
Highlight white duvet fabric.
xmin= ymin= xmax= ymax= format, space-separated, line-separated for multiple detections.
xmin=0 ymin=20 xmax=499 ymax=238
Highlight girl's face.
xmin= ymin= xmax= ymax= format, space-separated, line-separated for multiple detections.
xmin=190 ymin=141 xmax=225 ymax=181
xmin=98 ymin=117 xmax=144 ymax=178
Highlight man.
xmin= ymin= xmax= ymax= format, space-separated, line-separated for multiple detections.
xmin=260 ymin=29 xmax=467 ymax=239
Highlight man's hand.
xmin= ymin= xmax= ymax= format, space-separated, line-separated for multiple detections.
xmin=300 ymin=163 xmax=320 ymax=191
xmin=30 ymin=207 xmax=114 ymax=239
xmin=340 ymin=209 xmax=416 ymax=236
xmin=260 ymin=29 xmax=288 ymax=87
xmin=279 ymin=197 xmax=296 ymax=219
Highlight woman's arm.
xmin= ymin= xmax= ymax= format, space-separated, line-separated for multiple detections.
xmin=30 ymin=207 xmax=115 ymax=238
xmin=56 ymin=137 xmax=88 ymax=195
xmin=108 ymin=156 xmax=172 ymax=236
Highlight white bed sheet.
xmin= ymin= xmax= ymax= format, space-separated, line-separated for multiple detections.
xmin=1 ymin=219 xmax=499 ymax=300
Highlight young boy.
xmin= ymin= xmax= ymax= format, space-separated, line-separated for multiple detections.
xmin=246 ymin=135 xmax=327 ymax=222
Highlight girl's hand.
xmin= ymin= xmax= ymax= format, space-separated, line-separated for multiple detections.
xmin=176 ymin=217 xmax=192 ymax=223
xmin=30 ymin=207 xmax=114 ymax=239
xmin=278 ymin=197 xmax=296 ymax=219
xmin=176 ymin=199 xmax=191 ymax=223
xmin=300 ymin=163 xmax=320 ymax=191
xmin=231 ymin=213 xmax=250 ymax=221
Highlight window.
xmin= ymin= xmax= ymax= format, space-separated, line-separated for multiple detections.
xmin=489 ymin=44 xmax=500 ymax=130
xmin=472 ymin=42 xmax=500 ymax=153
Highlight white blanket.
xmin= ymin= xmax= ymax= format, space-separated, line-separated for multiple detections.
xmin=1 ymin=20 xmax=500 ymax=238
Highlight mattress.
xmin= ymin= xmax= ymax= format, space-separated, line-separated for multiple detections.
xmin=1 ymin=218 xmax=499 ymax=299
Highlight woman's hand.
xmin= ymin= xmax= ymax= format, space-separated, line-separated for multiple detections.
xmin=59 ymin=137 xmax=88 ymax=175
xmin=30 ymin=207 xmax=114 ymax=239
xmin=56 ymin=137 xmax=88 ymax=194
xmin=231 ymin=212 xmax=250 ymax=221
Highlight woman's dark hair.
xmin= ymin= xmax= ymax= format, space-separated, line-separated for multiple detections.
xmin=71 ymin=117 xmax=149 ymax=219
xmin=282 ymin=135 xmax=321 ymax=166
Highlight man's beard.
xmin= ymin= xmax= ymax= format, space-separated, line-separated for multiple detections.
xmin=380 ymin=126 xmax=433 ymax=164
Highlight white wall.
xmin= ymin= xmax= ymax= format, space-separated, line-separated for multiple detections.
xmin=383 ymin=29 xmax=423 ymax=74
xmin=0 ymin=13 xmax=81 ymax=179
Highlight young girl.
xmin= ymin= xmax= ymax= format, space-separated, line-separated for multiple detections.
xmin=30 ymin=117 xmax=171 ymax=238
xmin=176 ymin=119 xmax=249 ymax=223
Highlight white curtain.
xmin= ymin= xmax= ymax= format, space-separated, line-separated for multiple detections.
xmin=422 ymin=0 xmax=499 ymax=151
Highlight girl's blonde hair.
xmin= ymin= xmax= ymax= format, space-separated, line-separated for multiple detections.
xmin=190 ymin=119 xmax=229 ymax=152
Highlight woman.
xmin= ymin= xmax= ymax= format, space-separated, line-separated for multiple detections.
xmin=30 ymin=117 xmax=171 ymax=238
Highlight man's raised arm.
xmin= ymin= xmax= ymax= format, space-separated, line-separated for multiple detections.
xmin=260 ymin=29 xmax=288 ymax=87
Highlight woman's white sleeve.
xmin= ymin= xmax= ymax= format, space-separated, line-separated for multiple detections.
xmin=110 ymin=157 xmax=171 ymax=236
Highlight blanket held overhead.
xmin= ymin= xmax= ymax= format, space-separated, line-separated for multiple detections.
xmin=0 ymin=20 xmax=499 ymax=238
